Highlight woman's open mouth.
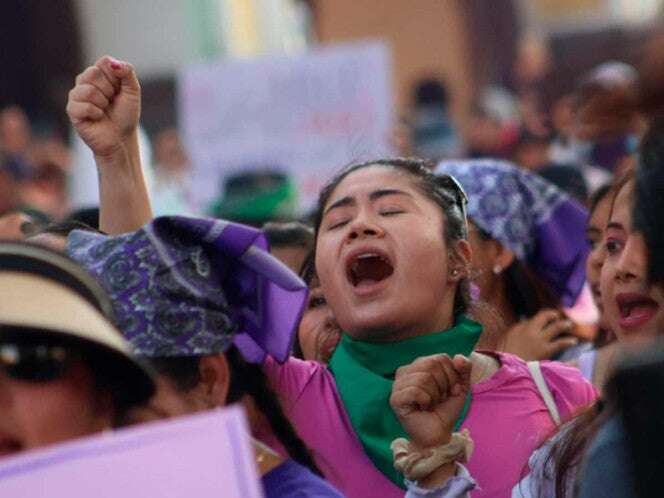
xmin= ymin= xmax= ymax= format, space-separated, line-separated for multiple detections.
xmin=345 ymin=249 xmax=394 ymax=294
xmin=616 ymin=293 xmax=660 ymax=331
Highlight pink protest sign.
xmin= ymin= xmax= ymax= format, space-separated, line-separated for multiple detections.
xmin=0 ymin=406 xmax=263 ymax=498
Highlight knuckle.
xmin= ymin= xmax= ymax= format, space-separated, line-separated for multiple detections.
xmin=81 ymin=85 xmax=97 ymax=100
xmin=416 ymin=357 xmax=436 ymax=369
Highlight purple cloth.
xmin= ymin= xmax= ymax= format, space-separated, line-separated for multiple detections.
xmin=66 ymin=216 xmax=307 ymax=362
xmin=262 ymin=460 xmax=345 ymax=498
xmin=435 ymin=159 xmax=590 ymax=306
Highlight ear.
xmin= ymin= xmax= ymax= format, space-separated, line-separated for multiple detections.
xmin=448 ymin=239 xmax=472 ymax=282
xmin=487 ymin=239 xmax=515 ymax=275
xmin=197 ymin=354 xmax=231 ymax=408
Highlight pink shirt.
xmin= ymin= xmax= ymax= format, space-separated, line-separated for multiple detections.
xmin=264 ymin=352 xmax=596 ymax=498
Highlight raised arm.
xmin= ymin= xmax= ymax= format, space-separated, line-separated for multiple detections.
xmin=66 ymin=56 xmax=152 ymax=234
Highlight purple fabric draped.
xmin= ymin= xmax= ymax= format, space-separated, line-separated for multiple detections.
xmin=435 ymin=159 xmax=590 ymax=306
xmin=66 ymin=216 xmax=308 ymax=363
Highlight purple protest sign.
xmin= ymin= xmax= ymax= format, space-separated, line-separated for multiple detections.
xmin=0 ymin=406 xmax=263 ymax=498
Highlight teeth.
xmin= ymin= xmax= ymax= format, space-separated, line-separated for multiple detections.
xmin=356 ymin=253 xmax=389 ymax=264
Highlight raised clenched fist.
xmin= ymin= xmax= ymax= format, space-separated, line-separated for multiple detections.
xmin=66 ymin=56 xmax=141 ymax=158
xmin=390 ymin=354 xmax=472 ymax=450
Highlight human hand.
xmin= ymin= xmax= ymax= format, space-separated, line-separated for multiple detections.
xmin=390 ymin=354 xmax=472 ymax=450
xmin=66 ymin=56 xmax=140 ymax=159
xmin=502 ymin=309 xmax=578 ymax=361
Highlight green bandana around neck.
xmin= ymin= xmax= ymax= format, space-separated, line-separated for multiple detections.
xmin=328 ymin=315 xmax=483 ymax=489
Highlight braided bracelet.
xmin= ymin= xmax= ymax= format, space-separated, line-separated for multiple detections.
xmin=391 ymin=429 xmax=474 ymax=482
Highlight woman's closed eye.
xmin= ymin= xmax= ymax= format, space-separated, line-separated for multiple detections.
xmin=324 ymin=217 xmax=350 ymax=230
xmin=379 ymin=209 xmax=405 ymax=216
xmin=377 ymin=203 xmax=408 ymax=217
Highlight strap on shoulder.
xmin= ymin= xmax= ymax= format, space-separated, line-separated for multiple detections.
xmin=527 ymin=361 xmax=562 ymax=426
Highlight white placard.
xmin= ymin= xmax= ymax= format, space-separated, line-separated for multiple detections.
xmin=178 ymin=41 xmax=395 ymax=214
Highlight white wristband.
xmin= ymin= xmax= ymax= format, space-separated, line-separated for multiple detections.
xmin=391 ymin=429 xmax=474 ymax=482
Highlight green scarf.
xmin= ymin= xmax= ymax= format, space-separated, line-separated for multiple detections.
xmin=328 ymin=315 xmax=482 ymax=489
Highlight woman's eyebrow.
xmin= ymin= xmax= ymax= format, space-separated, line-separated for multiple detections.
xmin=323 ymin=196 xmax=355 ymax=216
xmin=368 ymin=189 xmax=414 ymax=202
xmin=323 ymin=189 xmax=414 ymax=217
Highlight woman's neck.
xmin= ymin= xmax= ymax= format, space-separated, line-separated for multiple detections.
xmin=353 ymin=310 xmax=456 ymax=344
xmin=492 ymin=276 xmax=518 ymax=328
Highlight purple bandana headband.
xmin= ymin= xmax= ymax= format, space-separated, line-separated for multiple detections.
xmin=66 ymin=216 xmax=308 ymax=363
xmin=435 ymin=159 xmax=590 ymax=306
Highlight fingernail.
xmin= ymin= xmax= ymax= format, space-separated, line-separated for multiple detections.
xmin=109 ymin=57 xmax=122 ymax=70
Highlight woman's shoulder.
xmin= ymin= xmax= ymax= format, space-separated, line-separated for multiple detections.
xmin=539 ymin=358 xmax=597 ymax=401
xmin=473 ymin=352 xmax=598 ymax=412
xmin=263 ymin=355 xmax=336 ymax=403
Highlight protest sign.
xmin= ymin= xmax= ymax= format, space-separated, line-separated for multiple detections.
xmin=0 ymin=406 xmax=262 ymax=498
xmin=179 ymin=41 xmax=395 ymax=214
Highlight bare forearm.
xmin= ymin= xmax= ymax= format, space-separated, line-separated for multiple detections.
xmin=95 ymin=130 xmax=153 ymax=234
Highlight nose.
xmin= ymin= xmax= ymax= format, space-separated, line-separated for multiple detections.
xmin=615 ymin=234 xmax=648 ymax=283
xmin=346 ymin=212 xmax=384 ymax=242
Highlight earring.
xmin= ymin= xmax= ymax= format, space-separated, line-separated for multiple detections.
xmin=493 ymin=265 xmax=502 ymax=275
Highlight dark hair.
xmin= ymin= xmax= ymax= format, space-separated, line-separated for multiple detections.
xmin=298 ymin=249 xmax=316 ymax=285
xmin=263 ymin=222 xmax=314 ymax=249
xmin=313 ymin=158 xmax=470 ymax=318
xmin=538 ymin=164 xmax=589 ymax=205
xmin=589 ymin=183 xmax=613 ymax=215
xmin=414 ymin=79 xmax=449 ymax=107
xmin=635 ymin=119 xmax=664 ymax=284
xmin=150 ymin=346 xmax=322 ymax=476
xmin=538 ymin=401 xmax=607 ymax=498
xmin=505 ymin=261 xmax=560 ymax=318
xmin=607 ymin=171 xmax=635 ymax=225
xmin=36 ymin=220 xmax=101 ymax=238
xmin=66 ymin=207 xmax=100 ymax=230
xmin=291 ymin=251 xmax=319 ymax=360
xmin=475 ymin=226 xmax=559 ymax=319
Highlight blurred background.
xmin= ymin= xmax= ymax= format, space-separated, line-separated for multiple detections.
xmin=0 ymin=0 xmax=662 ymax=224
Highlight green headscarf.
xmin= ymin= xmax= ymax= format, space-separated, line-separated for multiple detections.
xmin=328 ymin=315 xmax=482 ymax=489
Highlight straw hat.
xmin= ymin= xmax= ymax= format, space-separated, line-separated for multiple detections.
xmin=0 ymin=242 xmax=155 ymax=406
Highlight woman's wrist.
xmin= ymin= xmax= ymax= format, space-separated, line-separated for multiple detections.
xmin=416 ymin=461 xmax=456 ymax=489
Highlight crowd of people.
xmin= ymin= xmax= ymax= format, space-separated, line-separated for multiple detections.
xmin=1 ymin=34 xmax=664 ymax=498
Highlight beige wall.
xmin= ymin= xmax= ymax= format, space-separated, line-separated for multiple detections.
xmin=313 ymin=0 xmax=474 ymax=121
